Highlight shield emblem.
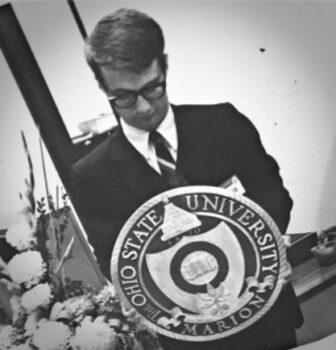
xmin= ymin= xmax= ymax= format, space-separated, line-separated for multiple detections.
xmin=111 ymin=186 xmax=287 ymax=341
xmin=145 ymin=221 xmax=247 ymax=315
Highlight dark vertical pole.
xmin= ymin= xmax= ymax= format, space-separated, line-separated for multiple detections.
xmin=0 ymin=4 xmax=75 ymax=189
xmin=67 ymin=0 xmax=87 ymax=40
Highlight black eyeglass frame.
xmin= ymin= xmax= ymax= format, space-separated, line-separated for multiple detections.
xmin=108 ymin=80 xmax=167 ymax=108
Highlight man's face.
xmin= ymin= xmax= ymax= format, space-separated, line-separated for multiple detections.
xmin=100 ymin=59 xmax=169 ymax=131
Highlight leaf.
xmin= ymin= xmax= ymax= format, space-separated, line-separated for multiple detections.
xmin=54 ymin=235 xmax=75 ymax=274
xmin=24 ymin=178 xmax=30 ymax=188
xmin=21 ymin=131 xmax=36 ymax=213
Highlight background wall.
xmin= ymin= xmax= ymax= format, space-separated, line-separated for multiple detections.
xmin=0 ymin=1 xmax=335 ymax=235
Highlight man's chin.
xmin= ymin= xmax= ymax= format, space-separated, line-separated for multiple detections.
xmin=140 ymin=117 xmax=164 ymax=131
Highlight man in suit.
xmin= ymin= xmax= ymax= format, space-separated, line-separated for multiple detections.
xmin=71 ymin=8 xmax=303 ymax=350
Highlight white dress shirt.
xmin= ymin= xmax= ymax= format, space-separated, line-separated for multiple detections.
xmin=120 ymin=106 xmax=178 ymax=174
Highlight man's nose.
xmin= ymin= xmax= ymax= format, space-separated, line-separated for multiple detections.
xmin=136 ymin=95 xmax=153 ymax=114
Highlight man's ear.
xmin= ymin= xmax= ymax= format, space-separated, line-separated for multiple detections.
xmin=97 ymin=79 xmax=106 ymax=92
xmin=91 ymin=61 xmax=108 ymax=92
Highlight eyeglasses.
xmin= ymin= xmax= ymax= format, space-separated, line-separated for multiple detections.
xmin=108 ymin=81 xmax=166 ymax=108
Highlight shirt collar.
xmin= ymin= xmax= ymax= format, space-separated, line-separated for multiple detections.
xmin=156 ymin=105 xmax=177 ymax=151
xmin=120 ymin=105 xmax=177 ymax=159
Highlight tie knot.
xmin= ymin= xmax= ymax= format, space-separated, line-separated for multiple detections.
xmin=149 ymin=130 xmax=166 ymax=145
xmin=149 ymin=130 xmax=175 ymax=167
xmin=148 ymin=130 xmax=188 ymax=188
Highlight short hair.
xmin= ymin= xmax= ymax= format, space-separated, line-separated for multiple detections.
xmin=85 ymin=8 xmax=166 ymax=89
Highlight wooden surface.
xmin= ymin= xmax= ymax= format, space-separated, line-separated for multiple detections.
xmin=292 ymin=257 xmax=336 ymax=298
xmin=291 ymin=257 xmax=336 ymax=346
xmin=295 ymin=278 xmax=336 ymax=346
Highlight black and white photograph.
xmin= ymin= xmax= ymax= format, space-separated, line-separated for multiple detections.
xmin=0 ymin=1 xmax=336 ymax=349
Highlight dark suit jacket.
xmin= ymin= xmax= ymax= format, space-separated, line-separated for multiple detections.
xmin=71 ymin=103 xmax=303 ymax=350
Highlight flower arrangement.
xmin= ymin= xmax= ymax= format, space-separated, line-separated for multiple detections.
xmin=0 ymin=133 xmax=161 ymax=350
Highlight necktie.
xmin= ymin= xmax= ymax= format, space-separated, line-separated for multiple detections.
xmin=149 ymin=131 xmax=187 ymax=187
xmin=149 ymin=131 xmax=176 ymax=174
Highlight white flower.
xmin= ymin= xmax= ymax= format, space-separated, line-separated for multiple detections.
xmin=49 ymin=296 xmax=95 ymax=323
xmin=0 ymin=325 xmax=15 ymax=350
xmin=24 ymin=310 xmax=43 ymax=336
xmin=64 ymin=295 xmax=94 ymax=318
xmin=70 ymin=316 xmax=117 ymax=350
xmin=97 ymin=284 xmax=117 ymax=300
xmin=49 ymin=302 xmax=72 ymax=321
xmin=10 ymin=295 xmax=26 ymax=324
xmin=32 ymin=320 xmax=72 ymax=350
xmin=94 ymin=284 xmax=118 ymax=312
xmin=7 ymin=251 xmax=46 ymax=288
xmin=5 ymin=222 xmax=36 ymax=251
xmin=21 ymin=283 xmax=53 ymax=312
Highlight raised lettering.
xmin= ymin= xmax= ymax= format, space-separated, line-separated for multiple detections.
xmin=239 ymin=307 xmax=253 ymax=320
xmin=257 ymin=233 xmax=274 ymax=246
xmin=249 ymin=294 xmax=265 ymax=310
xmin=229 ymin=314 xmax=239 ymax=327
xmin=216 ymin=320 xmax=232 ymax=332
xmin=131 ymin=293 xmax=146 ymax=307
xmin=262 ymin=263 xmax=278 ymax=274
xmin=144 ymin=304 xmax=161 ymax=322
xmin=260 ymin=243 xmax=276 ymax=252
xmin=121 ymin=249 xmax=138 ymax=261
xmin=133 ymin=230 xmax=149 ymax=244
xmin=181 ymin=324 xmax=198 ymax=335
xmin=124 ymin=238 xmax=141 ymax=251
xmin=137 ymin=217 xmax=152 ymax=231
xmin=202 ymin=195 xmax=220 ymax=211
xmin=146 ymin=210 xmax=162 ymax=226
xmin=120 ymin=265 xmax=137 ymax=279
xmin=185 ymin=195 xmax=199 ymax=211
xmin=229 ymin=200 xmax=245 ymax=217
xmin=261 ymin=249 xmax=277 ymax=262
xmin=218 ymin=197 xmax=227 ymax=213
xmin=237 ymin=208 xmax=255 ymax=226
xmin=203 ymin=324 xmax=215 ymax=335
xmin=124 ymin=284 xmax=142 ymax=295
xmin=249 ymin=219 xmax=266 ymax=237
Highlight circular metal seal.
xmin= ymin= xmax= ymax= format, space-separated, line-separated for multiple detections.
xmin=111 ymin=186 xmax=287 ymax=342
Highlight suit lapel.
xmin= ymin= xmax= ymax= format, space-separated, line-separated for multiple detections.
xmin=102 ymin=104 xmax=212 ymax=205
xmin=173 ymin=105 xmax=212 ymax=184
xmin=104 ymin=126 xmax=171 ymax=203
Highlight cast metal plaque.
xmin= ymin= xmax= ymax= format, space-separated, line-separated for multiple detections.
xmin=111 ymin=186 xmax=287 ymax=341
